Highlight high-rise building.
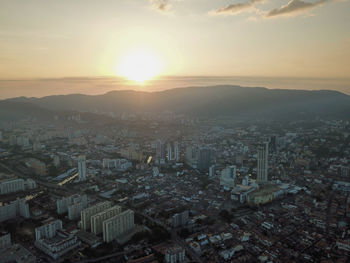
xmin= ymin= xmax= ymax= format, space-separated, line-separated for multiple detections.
xmin=156 ymin=139 xmax=166 ymax=160
xmin=0 ymin=177 xmax=25 ymax=195
xmin=220 ymin=166 xmax=236 ymax=189
xmin=172 ymin=211 xmax=189 ymax=227
xmin=209 ymin=165 xmax=215 ymax=178
xmin=167 ymin=143 xmax=173 ymax=161
xmin=0 ymin=131 xmax=3 ymax=142
xmin=185 ymin=146 xmax=213 ymax=170
xmin=174 ymin=142 xmax=180 ymax=162
xmin=102 ymin=209 xmax=134 ymax=243
xmin=78 ymin=155 xmax=87 ymax=182
xmin=56 ymin=194 xmax=88 ymax=219
xmin=0 ymin=198 xmax=30 ymax=223
xmin=81 ymin=201 xmax=112 ymax=231
xmin=257 ymin=142 xmax=269 ymax=183
xmin=91 ymin=205 xmax=122 ymax=235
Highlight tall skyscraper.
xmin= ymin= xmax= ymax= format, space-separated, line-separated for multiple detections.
xmin=257 ymin=142 xmax=269 ymax=183
xmin=167 ymin=143 xmax=173 ymax=161
xmin=78 ymin=155 xmax=87 ymax=182
xmin=156 ymin=139 xmax=165 ymax=160
xmin=174 ymin=141 xmax=180 ymax=162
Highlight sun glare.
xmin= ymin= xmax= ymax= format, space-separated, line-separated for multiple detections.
xmin=117 ymin=50 xmax=162 ymax=84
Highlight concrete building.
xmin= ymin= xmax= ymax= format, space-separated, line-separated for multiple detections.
xmin=81 ymin=201 xmax=112 ymax=231
xmin=165 ymin=246 xmax=185 ymax=263
xmin=35 ymin=220 xmax=80 ymax=260
xmin=0 ymin=198 xmax=30 ymax=223
xmin=220 ymin=166 xmax=236 ymax=190
xmin=0 ymin=232 xmax=11 ymax=249
xmin=185 ymin=146 xmax=213 ymax=170
xmin=156 ymin=139 xmax=166 ymax=160
xmin=35 ymin=220 xmax=63 ymax=240
xmin=167 ymin=143 xmax=173 ymax=161
xmin=257 ymin=142 xmax=269 ymax=183
xmin=174 ymin=141 xmax=180 ymax=162
xmin=91 ymin=205 xmax=122 ymax=235
xmin=78 ymin=155 xmax=87 ymax=181
xmin=172 ymin=210 xmax=189 ymax=227
xmin=103 ymin=209 xmax=134 ymax=243
xmin=57 ymin=194 xmax=87 ymax=220
xmin=0 ymin=177 xmax=24 ymax=195
xmin=0 ymin=176 xmax=37 ymax=195
xmin=209 ymin=165 xmax=215 ymax=178
xmin=341 ymin=166 xmax=349 ymax=177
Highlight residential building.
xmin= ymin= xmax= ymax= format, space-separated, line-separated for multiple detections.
xmin=103 ymin=209 xmax=134 ymax=243
xmin=91 ymin=205 xmax=122 ymax=235
xmin=81 ymin=201 xmax=112 ymax=231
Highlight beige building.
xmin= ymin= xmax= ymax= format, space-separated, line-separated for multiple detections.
xmin=91 ymin=205 xmax=122 ymax=235
xmin=81 ymin=201 xmax=112 ymax=231
xmin=103 ymin=209 xmax=134 ymax=243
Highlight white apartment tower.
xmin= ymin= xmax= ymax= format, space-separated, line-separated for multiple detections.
xmin=102 ymin=209 xmax=134 ymax=243
xmin=78 ymin=155 xmax=87 ymax=182
xmin=90 ymin=205 xmax=122 ymax=235
xmin=80 ymin=201 xmax=112 ymax=231
xmin=257 ymin=142 xmax=269 ymax=183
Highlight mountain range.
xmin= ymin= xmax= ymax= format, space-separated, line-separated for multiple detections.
xmin=1 ymin=85 xmax=349 ymax=121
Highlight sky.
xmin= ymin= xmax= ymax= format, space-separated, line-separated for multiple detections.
xmin=0 ymin=0 xmax=350 ymax=97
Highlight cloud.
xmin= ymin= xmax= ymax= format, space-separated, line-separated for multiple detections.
xmin=150 ymin=0 xmax=172 ymax=12
xmin=210 ymin=0 xmax=262 ymax=15
xmin=266 ymin=0 xmax=328 ymax=17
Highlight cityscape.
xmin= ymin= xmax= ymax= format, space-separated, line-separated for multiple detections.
xmin=1 ymin=0 xmax=350 ymax=262
xmin=0 ymin=107 xmax=349 ymax=262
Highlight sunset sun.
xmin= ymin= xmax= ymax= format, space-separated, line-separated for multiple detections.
xmin=117 ymin=50 xmax=162 ymax=84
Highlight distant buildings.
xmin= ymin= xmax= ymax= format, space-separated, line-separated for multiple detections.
xmin=185 ymin=146 xmax=213 ymax=170
xmin=0 ymin=243 xmax=36 ymax=263
xmin=167 ymin=143 xmax=173 ymax=161
xmin=0 ymin=232 xmax=11 ymax=249
xmin=0 ymin=198 xmax=30 ymax=222
xmin=172 ymin=210 xmax=189 ymax=227
xmin=56 ymin=194 xmax=88 ymax=220
xmin=35 ymin=220 xmax=80 ymax=260
xmin=341 ymin=166 xmax=349 ymax=177
xmin=257 ymin=142 xmax=269 ymax=183
xmin=165 ymin=246 xmax=185 ymax=263
xmin=156 ymin=139 xmax=166 ymax=160
xmin=26 ymin=158 xmax=46 ymax=176
xmin=174 ymin=142 xmax=180 ymax=162
xmin=220 ymin=166 xmax=236 ymax=190
xmin=103 ymin=209 xmax=134 ymax=243
xmin=209 ymin=165 xmax=215 ymax=178
xmin=78 ymin=155 xmax=87 ymax=182
xmin=102 ymin=158 xmax=132 ymax=171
